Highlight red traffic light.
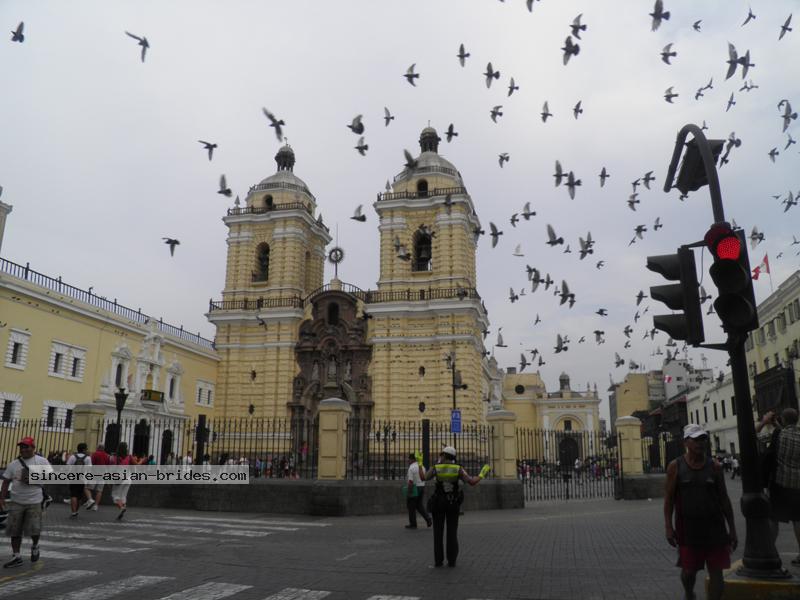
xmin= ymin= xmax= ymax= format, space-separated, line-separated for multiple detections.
xmin=704 ymin=223 xmax=741 ymax=260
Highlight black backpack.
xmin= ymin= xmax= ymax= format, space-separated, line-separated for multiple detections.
xmin=74 ymin=453 xmax=88 ymax=466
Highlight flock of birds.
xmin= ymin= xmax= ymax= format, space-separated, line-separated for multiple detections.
xmin=6 ymin=2 xmax=799 ymax=387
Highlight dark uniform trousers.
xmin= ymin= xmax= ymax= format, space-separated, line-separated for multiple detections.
xmin=432 ymin=497 xmax=460 ymax=566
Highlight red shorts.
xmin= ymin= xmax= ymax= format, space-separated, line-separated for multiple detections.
xmin=678 ymin=545 xmax=731 ymax=572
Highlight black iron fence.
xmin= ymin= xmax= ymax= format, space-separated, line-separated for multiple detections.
xmin=516 ymin=428 xmax=620 ymax=501
xmin=641 ymin=432 xmax=682 ymax=473
xmin=93 ymin=415 xmax=319 ymax=479
xmin=345 ymin=419 xmax=492 ymax=480
xmin=0 ymin=419 xmax=75 ymax=469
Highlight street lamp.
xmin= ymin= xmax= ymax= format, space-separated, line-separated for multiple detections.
xmin=114 ymin=387 xmax=128 ymax=453
xmin=444 ymin=352 xmax=468 ymax=446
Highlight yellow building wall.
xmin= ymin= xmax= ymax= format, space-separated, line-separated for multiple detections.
xmin=615 ymin=373 xmax=650 ymax=419
xmin=0 ymin=274 xmax=218 ymax=421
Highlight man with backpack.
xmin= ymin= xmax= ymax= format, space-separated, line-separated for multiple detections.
xmin=65 ymin=443 xmax=92 ymax=519
xmin=0 ymin=437 xmax=52 ymax=568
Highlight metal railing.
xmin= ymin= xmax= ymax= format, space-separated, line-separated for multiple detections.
xmin=641 ymin=432 xmax=682 ymax=473
xmin=208 ymin=286 xmax=481 ymax=313
xmin=345 ymin=418 xmax=491 ymax=480
xmin=379 ymin=185 xmax=467 ymax=201
xmin=392 ymin=166 xmax=462 ymax=182
xmin=96 ymin=415 xmax=318 ymax=479
xmin=0 ymin=419 xmax=75 ymax=469
xmin=0 ymin=257 xmax=214 ymax=350
xmin=227 ymin=201 xmax=313 ymax=217
xmin=247 ymin=180 xmax=315 ymax=199
xmin=516 ymin=428 xmax=620 ymax=501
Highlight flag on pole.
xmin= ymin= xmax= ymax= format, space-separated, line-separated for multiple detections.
xmin=751 ymin=254 xmax=770 ymax=280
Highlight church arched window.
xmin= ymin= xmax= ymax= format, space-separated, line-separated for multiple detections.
xmin=412 ymin=231 xmax=432 ymax=272
xmin=115 ymin=363 xmax=123 ymax=388
xmin=264 ymin=195 xmax=274 ymax=210
xmin=254 ymin=243 xmax=270 ymax=282
xmin=416 ymin=179 xmax=428 ymax=197
xmin=327 ymin=302 xmax=339 ymax=326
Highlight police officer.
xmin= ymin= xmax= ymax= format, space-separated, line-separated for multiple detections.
xmin=424 ymin=446 xmax=489 ymax=567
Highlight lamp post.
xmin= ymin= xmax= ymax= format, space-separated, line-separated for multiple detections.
xmin=114 ymin=387 xmax=128 ymax=454
xmin=445 ymin=352 xmax=468 ymax=446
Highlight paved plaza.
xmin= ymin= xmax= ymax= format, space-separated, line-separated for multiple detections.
xmin=1 ymin=479 xmax=798 ymax=599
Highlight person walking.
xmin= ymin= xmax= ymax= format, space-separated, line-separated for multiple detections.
xmin=110 ymin=442 xmax=132 ymax=521
xmin=664 ymin=424 xmax=737 ymax=600
xmin=730 ymin=456 xmax=740 ymax=480
xmin=767 ymin=408 xmax=800 ymax=566
xmin=65 ymin=442 xmax=92 ymax=518
xmin=84 ymin=443 xmax=110 ymax=511
xmin=423 ymin=446 xmax=489 ymax=568
xmin=0 ymin=437 xmax=52 ymax=568
xmin=405 ymin=453 xmax=431 ymax=529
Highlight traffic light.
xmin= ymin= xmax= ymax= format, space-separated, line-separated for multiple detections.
xmin=674 ymin=138 xmax=725 ymax=195
xmin=646 ymin=246 xmax=705 ymax=345
xmin=705 ymin=224 xmax=758 ymax=334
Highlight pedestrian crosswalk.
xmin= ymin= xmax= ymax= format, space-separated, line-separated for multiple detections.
xmin=0 ymin=572 xmax=498 ymax=600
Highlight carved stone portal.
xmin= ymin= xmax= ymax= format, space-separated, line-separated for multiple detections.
xmin=291 ymin=290 xmax=372 ymax=420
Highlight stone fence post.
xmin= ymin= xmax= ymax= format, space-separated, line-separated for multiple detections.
xmin=616 ymin=416 xmax=643 ymax=476
xmin=72 ymin=404 xmax=108 ymax=449
xmin=486 ymin=409 xmax=518 ymax=479
xmin=316 ymin=398 xmax=351 ymax=480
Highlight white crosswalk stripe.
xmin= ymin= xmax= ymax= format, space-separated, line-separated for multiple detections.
xmin=169 ymin=515 xmax=331 ymax=527
xmin=88 ymin=521 xmax=273 ymax=537
xmin=260 ymin=588 xmax=331 ymax=600
xmin=40 ymin=550 xmax=89 ymax=560
xmin=365 ymin=596 xmax=420 ymax=600
xmin=0 ymin=570 xmax=97 ymax=595
xmin=134 ymin=517 xmax=293 ymax=533
xmin=46 ymin=530 xmax=190 ymax=547
xmin=155 ymin=581 xmax=252 ymax=599
xmin=47 ymin=575 xmax=173 ymax=600
xmin=50 ymin=524 xmax=213 ymax=543
xmin=42 ymin=539 xmax=149 ymax=553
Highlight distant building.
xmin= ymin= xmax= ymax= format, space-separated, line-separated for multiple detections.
xmin=686 ymin=374 xmax=738 ymax=456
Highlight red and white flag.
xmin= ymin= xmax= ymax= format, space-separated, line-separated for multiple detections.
xmin=752 ymin=254 xmax=770 ymax=280
xmin=664 ymin=375 xmax=673 ymax=383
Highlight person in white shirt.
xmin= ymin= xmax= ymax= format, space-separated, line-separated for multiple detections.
xmin=405 ymin=453 xmax=431 ymax=529
xmin=65 ymin=443 xmax=92 ymax=518
xmin=0 ymin=437 xmax=52 ymax=568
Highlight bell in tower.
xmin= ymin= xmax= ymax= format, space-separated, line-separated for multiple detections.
xmin=275 ymin=144 xmax=295 ymax=171
xmin=419 ymin=126 xmax=440 ymax=153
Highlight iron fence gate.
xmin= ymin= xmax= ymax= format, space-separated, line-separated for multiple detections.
xmin=516 ymin=428 xmax=620 ymax=500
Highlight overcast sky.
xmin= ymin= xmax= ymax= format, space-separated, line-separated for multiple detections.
xmin=2 ymin=1 xmax=798 ymax=423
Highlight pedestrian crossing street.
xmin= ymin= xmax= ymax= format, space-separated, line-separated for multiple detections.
xmin=0 ymin=571 xmax=498 ymax=600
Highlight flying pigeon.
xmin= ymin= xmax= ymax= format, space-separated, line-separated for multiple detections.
xmin=162 ymin=238 xmax=180 ymax=257
xmin=457 ymin=43 xmax=470 ymax=66
xmin=351 ymin=205 xmax=366 ymax=222
xmin=553 ymin=160 xmax=565 ymax=187
xmin=741 ymin=6 xmax=756 ymax=27
xmin=561 ymin=36 xmax=580 ymax=65
xmin=521 ymin=202 xmax=536 ymax=220
xmin=484 ymin=63 xmax=500 ymax=88
xmin=636 ymin=290 xmax=647 ymax=306
xmin=445 ymin=123 xmax=459 ymax=142
xmin=383 ymin=107 xmax=394 ymax=127
xmin=573 ymin=101 xmax=583 ymax=119
xmin=11 ymin=22 xmax=24 ymax=43
xmin=198 ymin=140 xmax=217 ymax=161
xmin=661 ymin=43 xmax=676 ymax=64
xmin=546 ymin=224 xmax=564 ymax=246
xmin=347 ymin=115 xmax=364 ymax=135
xmin=490 ymin=105 xmax=504 ymax=123
xmin=571 ymin=14 xmax=587 ymax=39
xmin=541 ymin=101 xmax=552 ymax=122
xmin=403 ymin=149 xmax=418 ymax=169
xmin=566 ymin=171 xmax=582 ymax=199
xmin=512 ymin=244 xmax=524 ymax=257
xmin=404 ymin=63 xmax=419 ymax=86
xmin=217 ymin=174 xmax=232 ymax=197
xmin=779 ymin=14 xmax=793 ymax=40
xmin=693 ymin=20 xmax=702 ymax=32
xmin=664 ymin=86 xmax=679 ymax=103
xmin=498 ymin=153 xmax=510 ymax=168
xmin=262 ymin=108 xmax=285 ymax=141
xmin=355 ymin=137 xmax=369 ymax=156
xmin=519 ymin=353 xmax=530 ymax=372
xmin=596 ymin=308 xmax=608 ymax=316
xmin=642 ymin=171 xmax=655 ymax=189
xmin=124 ymin=31 xmax=149 ymax=62
xmin=496 ymin=331 xmax=507 ymax=348
xmin=599 ymin=167 xmax=609 ymax=187
xmin=507 ymin=77 xmax=519 ymax=96
xmin=489 ymin=222 xmax=503 ymax=248
xmin=650 ymin=0 xmax=670 ymax=32
xmin=778 ymin=100 xmax=797 ymax=132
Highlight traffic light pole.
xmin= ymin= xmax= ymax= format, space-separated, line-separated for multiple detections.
xmin=663 ymin=124 xmax=725 ymax=224
xmin=727 ymin=334 xmax=786 ymax=577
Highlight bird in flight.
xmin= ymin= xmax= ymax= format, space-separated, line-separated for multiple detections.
xmin=490 ymin=105 xmax=504 ymax=123
xmin=445 ymin=123 xmax=458 ymax=142
xmin=650 ymin=0 xmax=670 ymax=32
xmin=664 ymin=87 xmax=679 ymax=103
xmin=546 ymin=224 xmax=564 ymax=246
xmin=541 ymin=101 xmax=553 ymax=123
xmin=628 ymin=194 xmax=640 ymax=211
xmin=262 ymin=108 xmax=285 ymax=141
xmin=553 ymin=160 xmax=565 ymax=187
xmin=383 ymin=107 xmax=394 ymax=127
xmin=768 ymin=147 xmax=779 ymax=163
xmin=11 ymin=22 xmax=24 ymax=42
xmin=599 ymin=167 xmax=609 ymax=187
xmin=521 ymin=202 xmax=536 ymax=220
xmin=457 ymin=43 xmax=470 ymax=67
xmin=507 ymin=77 xmax=519 ymax=97
xmin=355 ymin=137 xmax=369 ymax=156
xmin=484 ymin=63 xmax=500 ymax=88
xmin=489 ymin=222 xmax=503 ymax=248
xmin=571 ymin=14 xmax=587 ymax=39
xmin=636 ymin=290 xmax=648 ymax=306
xmin=498 ymin=153 xmax=510 ymax=168
xmin=351 ymin=205 xmax=366 ymax=222
xmin=566 ymin=171 xmax=581 ymax=199
xmin=779 ymin=14 xmax=793 ymax=40
xmin=693 ymin=20 xmax=702 ymax=32
xmin=198 ymin=140 xmax=217 ymax=161
xmin=741 ymin=6 xmax=756 ymax=27
xmin=726 ymin=92 xmax=736 ymax=112
xmin=654 ymin=216 xmax=663 ymax=230
xmin=162 ymin=238 xmax=180 ymax=257
xmin=347 ymin=115 xmax=364 ymax=135
xmin=661 ymin=43 xmax=676 ymax=64
xmin=404 ymin=64 xmax=419 ymax=86
xmin=562 ymin=36 xmax=580 ymax=65
xmin=573 ymin=101 xmax=583 ymax=119
xmin=778 ymin=100 xmax=797 ymax=132
xmin=124 ymin=31 xmax=149 ymax=62
xmin=596 ymin=308 xmax=608 ymax=316
xmin=642 ymin=171 xmax=656 ymax=189
xmin=218 ymin=175 xmax=232 ymax=197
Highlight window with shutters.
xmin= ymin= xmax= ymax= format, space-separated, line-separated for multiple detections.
xmin=4 ymin=330 xmax=30 ymax=370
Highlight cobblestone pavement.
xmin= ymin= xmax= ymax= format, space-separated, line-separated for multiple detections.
xmin=0 ymin=478 xmax=797 ymax=599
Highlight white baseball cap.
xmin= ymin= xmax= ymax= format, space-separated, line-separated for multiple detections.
xmin=683 ymin=424 xmax=708 ymax=439
xmin=442 ymin=446 xmax=456 ymax=458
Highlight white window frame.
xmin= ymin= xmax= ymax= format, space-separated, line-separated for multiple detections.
xmin=49 ymin=341 xmax=87 ymax=382
xmin=41 ymin=400 xmax=76 ymax=432
xmin=0 ymin=392 xmax=22 ymax=425
xmin=5 ymin=329 xmax=32 ymax=371
xmin=195 ymin=380 xmax=215 ymax=407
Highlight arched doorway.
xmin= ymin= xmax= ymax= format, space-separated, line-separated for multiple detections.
xmin=559 ymin=436 xmax=579 ymax=469
xmin=133 ymin=419 xmax=150 ymax=458
xmin=160 ymin=429 xmax=173 ymax=464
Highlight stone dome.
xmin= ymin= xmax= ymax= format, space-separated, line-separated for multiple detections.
xmin=253 ymin=144 xmax=314 ymax=199
xmin=393 ymin=127 xmax=463 ymax=184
